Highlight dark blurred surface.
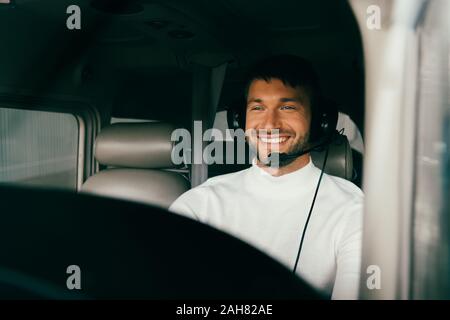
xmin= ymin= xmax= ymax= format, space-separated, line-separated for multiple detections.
xmin=0 ymin=184 xmax=324 ymax=299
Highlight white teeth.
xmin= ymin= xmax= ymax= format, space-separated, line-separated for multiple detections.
xmin=259 ymin=137 xmax=288 ymax=143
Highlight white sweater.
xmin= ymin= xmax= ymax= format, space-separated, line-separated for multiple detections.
xmin=169 ymin=158 xmax=364 ymax=299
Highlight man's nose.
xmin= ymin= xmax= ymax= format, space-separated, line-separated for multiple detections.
xmin=261 ymin=109 xmax=281 ymax=130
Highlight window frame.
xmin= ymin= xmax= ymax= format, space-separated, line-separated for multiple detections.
xmin=0 ymin=94 xmax=100 ymax=190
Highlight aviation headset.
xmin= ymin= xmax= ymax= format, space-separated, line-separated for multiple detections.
xmin=227 ymin=95 xmax=338 ymax=146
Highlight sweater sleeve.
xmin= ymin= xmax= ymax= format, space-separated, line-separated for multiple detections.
xmin=168 ymin=186 xmax=209 ymax=223
xmin=331 ymin=200 xmax=363 ymax=300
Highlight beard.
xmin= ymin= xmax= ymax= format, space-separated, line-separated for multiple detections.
xmin=247 ymin=130 xmax=310 ymax=168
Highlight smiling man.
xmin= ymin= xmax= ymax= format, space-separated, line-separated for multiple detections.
xmin=245 ymin=77 xmax=312 ymax=175
xmin=169 ymin=55 xmax=364 ymax=300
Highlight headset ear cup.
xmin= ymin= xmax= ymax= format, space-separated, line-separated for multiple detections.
xmin=226 ymin=105 xmax=246 ymax=130
xmin=322 ymin=101 xmax=338 ymax=139
xmin=227 ymin=108 xmax=245 ymax=130
xmin=227 ymin=108 xmax=238 ymax=130
xmin=309 ymin=105 xmax=324 ymax=142
xmin=310 ymin=98 xmax=338 ymax=142
xmin=238 ymin=107 xmax=246 ymax=130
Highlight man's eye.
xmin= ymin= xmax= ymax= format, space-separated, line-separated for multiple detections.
xmin=280 ymin=105 xmax=296 ymax=110
xmin=250 ymin=105 xmax=263 ymax=111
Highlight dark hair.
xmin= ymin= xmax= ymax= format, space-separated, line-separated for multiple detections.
xmin=244 ymin=54 xmax=322 ymax=111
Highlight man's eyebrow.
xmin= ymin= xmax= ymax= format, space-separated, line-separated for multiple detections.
xmin=246 ymin=97 xmax=304 ymax=104
xmin=247 ymin=98 xmax=263 ymax=103
xmin=279 ymin=97 xmax=303 ymax=103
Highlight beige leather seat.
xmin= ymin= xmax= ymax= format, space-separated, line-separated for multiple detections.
xmin=310 ymin=132 xmax=354 ymax=181
xmin=82 ymin=122 xmax=189 ymax=209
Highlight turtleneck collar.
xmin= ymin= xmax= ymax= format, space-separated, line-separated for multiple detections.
xmin=244 ymin=156 xmax=320 ymax=198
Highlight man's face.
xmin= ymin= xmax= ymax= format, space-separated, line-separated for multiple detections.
xmin=245 ymin=78 xmax=312 ymax=164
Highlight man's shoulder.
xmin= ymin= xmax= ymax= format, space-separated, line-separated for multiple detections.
xmin=320 ymin=173 xmax=364 ymax=246
xmin=322 ymin=172 xmax=364 ymax=205
xmin=169 ymin=167 xmax=250 ymax=220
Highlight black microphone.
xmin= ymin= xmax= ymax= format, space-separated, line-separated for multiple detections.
xmin=267 ymin=132 xmax=337 ymax=166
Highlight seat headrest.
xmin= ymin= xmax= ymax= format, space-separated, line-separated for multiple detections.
xmin=95 ymin=122 xmax=176 ymax=169
xmin=82 ymin=169 xmax=190 ymax=209
xmin=311 ymin=133 xmax=353 ymax=180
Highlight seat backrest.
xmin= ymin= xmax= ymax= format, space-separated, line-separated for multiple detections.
xmin=82 ymin=122 xmax=189 ymax=209
xmin=310 ymin=132 xmax=354 ymax=180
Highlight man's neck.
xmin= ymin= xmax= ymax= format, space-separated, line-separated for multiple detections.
xmin=257 ymin=154 xmax=311 ymax=177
